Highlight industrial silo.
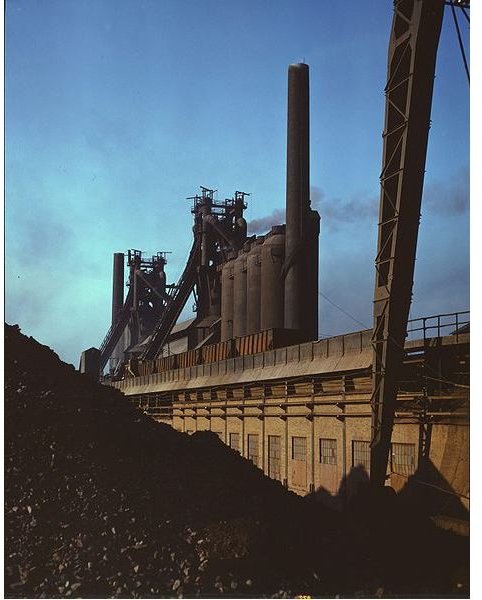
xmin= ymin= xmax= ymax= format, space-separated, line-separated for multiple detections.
xmin=246 ymin=236 xmax=263 ymax=335
xmin=260 ymin=226 xmax=285 ymax=331
xmin=233 ymin=247 xmax=248 ymax=338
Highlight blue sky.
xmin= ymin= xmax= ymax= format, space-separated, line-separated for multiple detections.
xmin=5 ymin=0 xmax=469 ymax=366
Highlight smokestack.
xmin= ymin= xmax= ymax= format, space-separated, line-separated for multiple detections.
xmin=112 ymin=252 xmax=124 ymax=325
xmin=284 ymin=63 xmax=309 ymax=332
xmin=283 ymin=63 xmax=319 ymax=340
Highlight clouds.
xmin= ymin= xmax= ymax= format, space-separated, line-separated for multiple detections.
xmin=248 ymin=163 xmax=469 ymax=237
xmin=315 ymin=166 xmax=469 ymax=230
xmin=311 ymin=186 xmax=378 ymax=228
xmin=245 ymin=187 xmax=327 ymax=235
xmin=246 ymin=186 xmax=378 ymax=235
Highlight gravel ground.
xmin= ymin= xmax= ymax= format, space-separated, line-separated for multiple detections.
xmin=4 ymin=324 xmax=469 ymax=598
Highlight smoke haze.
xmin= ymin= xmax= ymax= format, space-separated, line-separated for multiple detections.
xmin=247 ymin=208 xmax=285 ymax=234
xmin=249 ymin=166 xmax=469 ymax=236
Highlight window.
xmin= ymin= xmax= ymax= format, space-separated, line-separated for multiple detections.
xmin=268 ymin=435 xmax=281 ymax=480
xmin=229 ymin=433 xmax=240 ymax=452
xmin=391 ymin=443 xmax=416 ymax=476
xmin=248 ymin=434 xmax=259 ymax=466
xmin=291 ymin=436 xmax=307 ymax=489
xmin=319 ymin=438 xmax=337 ymax=465
xmin=292 ymin=436 xmax=307 ymax=461
xmin=352 ymin=440 xmax=370 ymax=473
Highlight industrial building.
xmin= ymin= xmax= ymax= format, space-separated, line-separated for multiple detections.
xmin=109 ymin=317 xmax=469 ymax=515
xmin=81 ymin=0 xmax=469 ymax=519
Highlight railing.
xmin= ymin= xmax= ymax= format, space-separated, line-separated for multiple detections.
xmin=406 ymin=310 xmax=469 ymax=343
xmin=107 ymin=309 xmax=469 ymax=388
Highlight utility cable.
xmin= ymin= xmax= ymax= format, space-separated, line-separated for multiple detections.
xmin=318 ymin=291 xmax=370 ymax=330
xmin=450 ymin=0 xmax=470 ymax=84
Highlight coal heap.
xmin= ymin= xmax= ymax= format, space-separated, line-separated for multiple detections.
xmin=5 ymin=324 xmax=342 ymax=598
xmin=5 ymin=324 xmax=469 ymax=598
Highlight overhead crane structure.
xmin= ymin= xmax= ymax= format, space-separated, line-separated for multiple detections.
xmin=370 ymin=0 xmax=468 ymax=486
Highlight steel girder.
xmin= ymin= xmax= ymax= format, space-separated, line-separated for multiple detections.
xmin=370 ymin=0 xmax=445 ymax=486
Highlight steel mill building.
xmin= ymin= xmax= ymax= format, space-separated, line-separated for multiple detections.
xmin=81 ymin=0 xmax=469 ymax=524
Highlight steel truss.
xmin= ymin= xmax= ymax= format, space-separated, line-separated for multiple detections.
xmin=370 ymin=0 xmax=445 ymax=486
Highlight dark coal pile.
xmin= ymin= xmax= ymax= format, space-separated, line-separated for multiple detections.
xmin=4 ymin=324 xmax=340 ymax=598
xmin=5 ymin=324 xmax=469 ymax=598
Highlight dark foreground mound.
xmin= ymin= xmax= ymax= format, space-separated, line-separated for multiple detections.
xmin=5 ymin=324 xmax=468 ymax=598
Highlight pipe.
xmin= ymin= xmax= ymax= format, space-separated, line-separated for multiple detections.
xmin=201 ymin=199 xmax=213 ymax=267
xmin=112 ymin=253 xmax=125 ymax=325
xmin=132 ymin=269 xmax=139 ymax=310
xmin=220 ymin=259 xmax=235 ymax=341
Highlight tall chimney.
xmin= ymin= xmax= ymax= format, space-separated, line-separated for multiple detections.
xmin=112 ymin=252 xmax=124 ymax=325
xmin=284 ymin=63 xmax=310 ymax=332
xmin=283 ymin=63 xmax=319 ymax=340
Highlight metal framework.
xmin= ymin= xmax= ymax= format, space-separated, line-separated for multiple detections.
xmin=370 ymin=0 xmax=445 ymax=486
xmin=141 ymin=237 xmax=201 ymax=360
xmin=141 ymin=187 xmax=248 ymax=361
xmin=99 ymin=250 xmax=171 ymax=371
